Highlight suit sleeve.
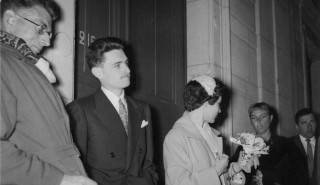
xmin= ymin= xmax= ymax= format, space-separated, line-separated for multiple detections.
xmin=317 ymin=138 xmax=320 ymax=184
xmin=66 ymin=102 xmax=88 ymax=169
xmin=0 ymin=71 xmax=63 ymax=185
xmin=230 ymin=145 xmax=243 ymax=162
xmin=163 ymin=131 xmax=220 ymax=185
xmin=142 ymin=104 xmax=159 ymax=184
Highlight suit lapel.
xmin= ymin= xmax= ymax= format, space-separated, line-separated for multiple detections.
xmin=294 ymin=135 xmax=308 ymax=158
xmin=94 ymin=90 xmax=127 ymax=152
xmin=126 ymin=97 xmax=142 ymax=169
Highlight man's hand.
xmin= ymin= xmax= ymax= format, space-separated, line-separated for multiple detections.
xmin=214 ymin=154 xmax=229 ymax=176
xmin=60 ymin=174 xmax=97 ymax=185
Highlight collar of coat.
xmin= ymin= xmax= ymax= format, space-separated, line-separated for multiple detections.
xmin=0 ymin=30 xmax=56 ymax=83
xmin=173 ymin=111 xmax=221 ymax=139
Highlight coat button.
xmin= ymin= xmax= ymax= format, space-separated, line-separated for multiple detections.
xmin=119 ymin=169 xmax=126 ymax=175
xmin=139 ymin=149 xmax=143 ymax=153
xmin=109 ymin=152 xmax=115 ymax=158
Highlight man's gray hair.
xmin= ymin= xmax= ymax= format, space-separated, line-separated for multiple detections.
xmin=1 ymin=0 xmax=59 ymax=20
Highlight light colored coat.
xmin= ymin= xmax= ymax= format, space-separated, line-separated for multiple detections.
xmin=163 ymin=112 xmax=226 ymax=185
xmin=1 ymin=44 xmax=86 ymax=185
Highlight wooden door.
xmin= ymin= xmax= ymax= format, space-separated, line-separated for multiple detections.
xmin=75 ymin=0 xmax=186 ymax=184
xmin=128 ymin=1 xmax=186 ymax=183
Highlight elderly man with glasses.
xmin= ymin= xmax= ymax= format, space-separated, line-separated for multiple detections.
xmin=0 ymin=0 xmax=96 ymax=185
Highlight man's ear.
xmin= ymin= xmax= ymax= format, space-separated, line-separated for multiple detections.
xmin=2 ymin=10 xmax=17 ymax=28
xmin=295 ymin=123 xmax=299 ymax=130
xmin=91 ymin=67 xmax=103 ymax=79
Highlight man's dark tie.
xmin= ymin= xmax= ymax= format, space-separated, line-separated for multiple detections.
xmin=119 ymin=99 xmax=128 ymax=134
xmin=306 ymin=138 xmax=314 ymax=178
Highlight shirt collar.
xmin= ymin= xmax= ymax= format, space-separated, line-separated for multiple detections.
xmin=299 ymin=135 xmax=316 ymax=145
xmin=101 ymin=87 xmax=127 ymax=112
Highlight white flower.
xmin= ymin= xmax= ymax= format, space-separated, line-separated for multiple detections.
xmin=230 ymin=133 xmax=269 ymax=169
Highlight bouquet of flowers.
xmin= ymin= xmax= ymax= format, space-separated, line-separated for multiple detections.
xmin=230 ymin=133 xmax=269 ymax=170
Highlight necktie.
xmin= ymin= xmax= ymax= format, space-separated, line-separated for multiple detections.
xmin=306 ymin=138 xmax=314 ymax=177
xmin=119 ymin=99 xmax=128 ymax=134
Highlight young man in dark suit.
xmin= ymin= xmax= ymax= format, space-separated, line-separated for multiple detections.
xmin=67 ymin=37 xmax=158 ymax=185
xmin=291 ymin=108 xmax=318 ymax=185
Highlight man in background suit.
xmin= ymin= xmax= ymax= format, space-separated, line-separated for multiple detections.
xmin=291 ymin=108 xmax=318 ymax=185
xmin=67 ymin=37 xmax=158 ymax=185
xmin=317 ymin=137 xmax=320 ymax=185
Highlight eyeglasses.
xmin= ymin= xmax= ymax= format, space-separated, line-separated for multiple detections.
xmin=16 ymin=14 xmax=52 ymax=38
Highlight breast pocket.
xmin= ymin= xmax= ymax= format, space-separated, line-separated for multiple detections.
xmin=188 ymin=138 xmax=212 ymax=171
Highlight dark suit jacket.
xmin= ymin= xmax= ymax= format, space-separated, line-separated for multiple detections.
xmin=291 ymin=135 xmax=318 ymax=185
xmin=317 ymin=138 xmax=320 ymax=184
xmin=67 ymin=89 xmax=158 ymax=185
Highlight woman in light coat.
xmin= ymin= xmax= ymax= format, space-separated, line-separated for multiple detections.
xmin=163 ymin=74 xmax=245 ymax=185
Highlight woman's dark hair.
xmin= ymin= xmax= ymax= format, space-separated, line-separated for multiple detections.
xmin=183 ymin=80 xmax=223 ymax=112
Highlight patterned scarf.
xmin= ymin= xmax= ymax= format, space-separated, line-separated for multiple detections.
xmin=0 ymin=30 xmax=56 ymax=83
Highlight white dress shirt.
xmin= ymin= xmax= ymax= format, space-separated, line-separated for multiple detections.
xmin=101 ymin=87 xmax=127 ymax=113
xmin=299 ymin=135 xmax=316 ymax=157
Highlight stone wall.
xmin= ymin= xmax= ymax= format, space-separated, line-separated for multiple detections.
xmin=187 ymin=0 xmax=320 ymax=153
